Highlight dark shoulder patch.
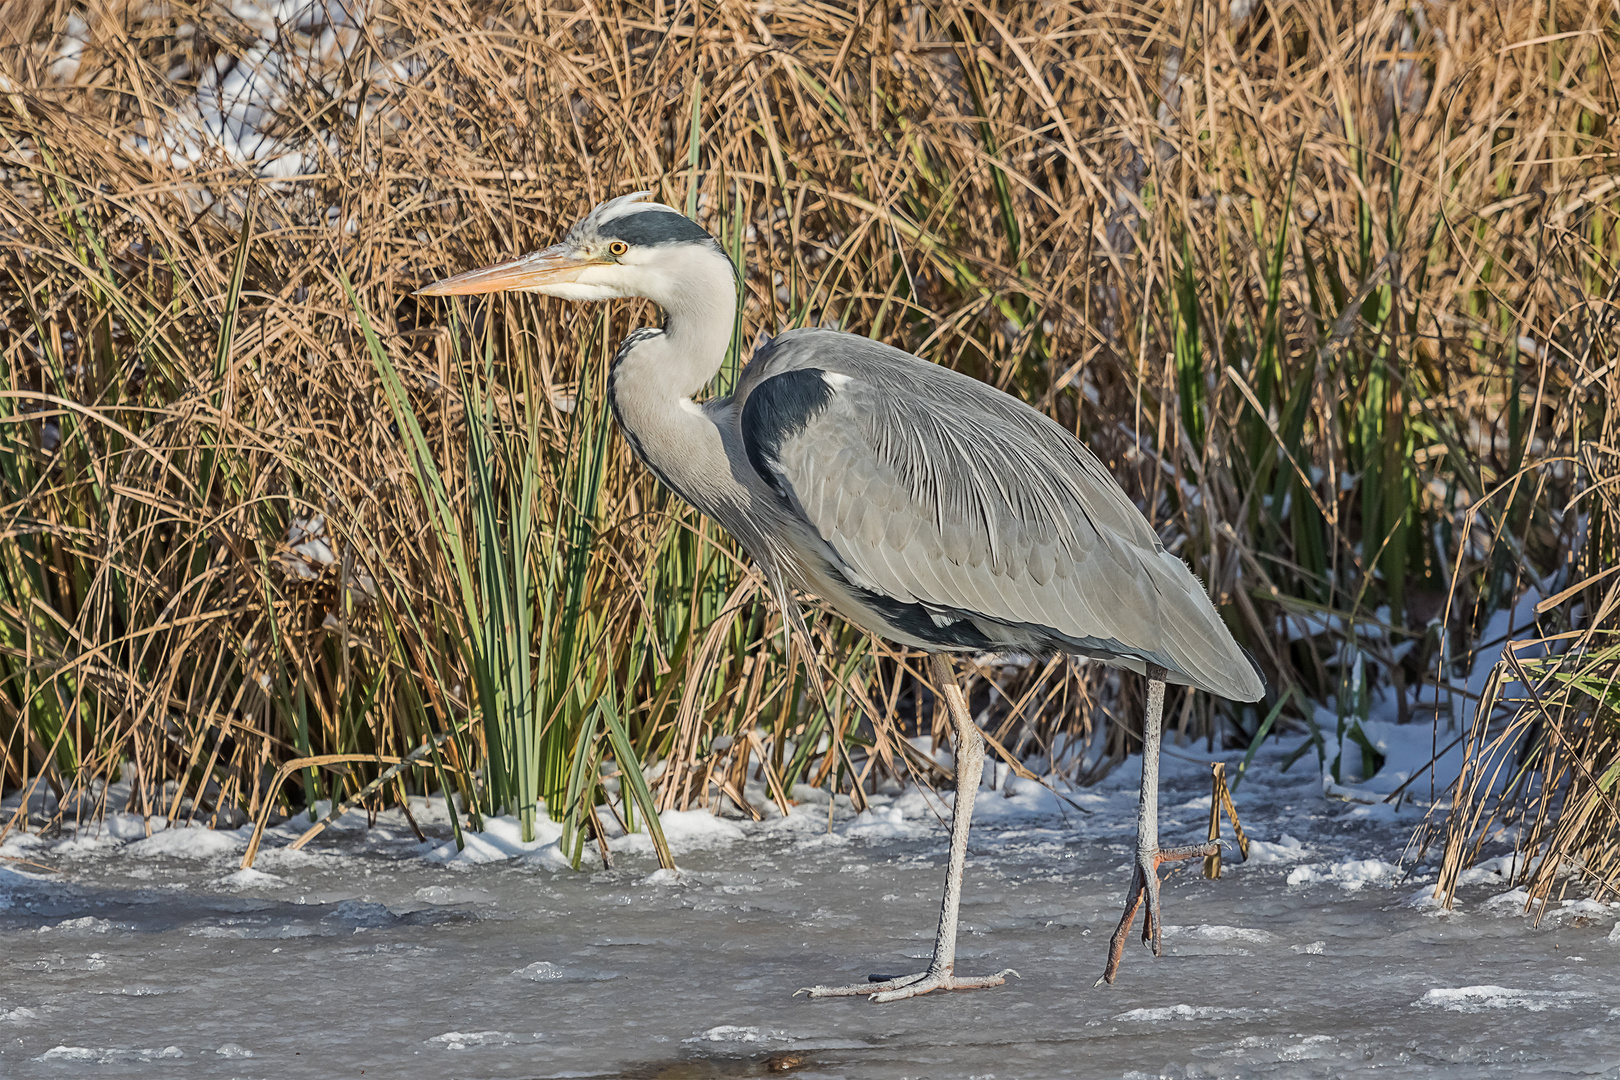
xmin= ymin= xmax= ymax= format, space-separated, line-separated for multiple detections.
xmin=847 ymin=586 xmax=998 ymax=651
xmin=740 ymin=368 xmax=836 ymax=499
xmin=599 ymin=209 xmax=714 ymax=247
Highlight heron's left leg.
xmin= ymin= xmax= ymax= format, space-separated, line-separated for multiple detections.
xmin=1095 ymin=665 xmax=1218 ymax=986
xmin=797 ymin=653 xmax=1018 ymax=1002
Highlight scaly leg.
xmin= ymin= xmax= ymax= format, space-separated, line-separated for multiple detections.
xmin=1095 ymin=664 xmax=1217 ymax=987
xmin=798 ymin=653 xmax=1018 ymax=1002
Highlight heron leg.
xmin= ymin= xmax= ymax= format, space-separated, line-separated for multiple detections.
xmin=1095 ymin=665 xmax=1218 ymax=987
xmin=797 ymin=653 xmax=1018 ymax=1002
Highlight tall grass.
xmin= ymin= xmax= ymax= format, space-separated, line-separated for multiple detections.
xmin=0 ymin=0 xmax=1615 ymax=884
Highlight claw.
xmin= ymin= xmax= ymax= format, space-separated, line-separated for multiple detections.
xmin=1096 ymin=842 xmax=1219 ymax=985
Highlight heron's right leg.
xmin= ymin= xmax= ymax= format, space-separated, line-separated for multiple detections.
xmin=1095 ymin=665 xmax=1217 ymax=986
xmin=797 ymin=653 xmax=1017 ymax=1002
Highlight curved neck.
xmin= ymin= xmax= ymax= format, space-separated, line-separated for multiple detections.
xmin=606 ymin=245 xmax=753 ymax=542
xmin=635 ymin=242 xmax=738 ymax=400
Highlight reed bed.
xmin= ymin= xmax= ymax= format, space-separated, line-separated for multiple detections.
xmin=0 ymin=0 xmax=1615 ymax=889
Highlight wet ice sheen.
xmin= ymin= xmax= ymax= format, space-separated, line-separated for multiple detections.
xmin=2 ymin=742 xmax=1619 ymax=1078
xmin=1415 ymin=986 xmax=1598 ymax=1013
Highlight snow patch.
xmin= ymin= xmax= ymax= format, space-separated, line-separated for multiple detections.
xmin=843 ymin=804 xmax=930 ymax=840
xmin=125 ymin=825 xmax=246 ymax=859
xmin=614 ymin=809 xmax=746 ymax=855
xmin=427 ymin=1030 xmax=517 ymax=1050
xmin=1243 ymin=833 xmax=1309 ymax=865
xmin=1287 ymin=858 xmax=1400 ymax=890
xmin=685 ymin=1025 xmax=772 ymax=1043
xmin=1163 ymin=924 xmax=1274 ymax=943
xmin=39 ymin=916 xmax=114 ymax=934
xmin=513 ymin=961 xmax=617 ymax=983
xmin=422 ymin=814 xmax=564 ymax=865
xmin=421 ymin=807 xmax=746 ymax=867
xmin=216 ymin=868 xmax=287 ymax=889
xmin=1415 ymin=986 xmax=1596 ymax=1012
xmin=1483 ymin=887 xmax=1532 ymax=915
xmin=34 ymin=1045 xmax=184 ymax=1064
xmin=1457 ymin=852 xmax=1532 ymax=886
xmin=1113 ymin=1005 xmax=1265 ymax=1022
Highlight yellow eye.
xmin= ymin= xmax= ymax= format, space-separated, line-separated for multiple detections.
xmin=608 ymin=240 xmax=629 ymax=257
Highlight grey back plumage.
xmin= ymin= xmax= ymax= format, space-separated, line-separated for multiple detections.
xmin=733 ymin=328 xmax=1263 ymax=702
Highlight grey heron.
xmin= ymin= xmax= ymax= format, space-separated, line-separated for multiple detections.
xmin=418 ymin=192 xmax=1265 ymax=1002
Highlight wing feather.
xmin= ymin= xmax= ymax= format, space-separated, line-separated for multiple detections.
xmin=736 ymin=329 xmax=1263 ymax=701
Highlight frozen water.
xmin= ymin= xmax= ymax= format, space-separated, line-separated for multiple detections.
xmin=1 ymin=739 xmax=1617 ymax=1078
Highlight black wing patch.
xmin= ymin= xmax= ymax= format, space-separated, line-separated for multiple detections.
xmin=740 ymin=367 xmax=835 ymax=503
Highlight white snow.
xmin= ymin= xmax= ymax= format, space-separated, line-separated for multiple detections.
xmin=1163 ymin=924 xmax=1275 ymax=943
xmin=686 ymin=1025 xmax=770 ymax=1043
xmin=619 ymin=808 xmax=747 ymax=854
xmin=1405 ymin=886 xmax=1455 ymax=914
xmin=1112 ymin=1005 xmax=1266 ymax=1022
xmin=422 ymin=815 xmax=563 ymax=865
xmin=33 ymin=1046 xmax=184 ymax=1064
xmin=1286 ymin=858 xmax=1401 ymax=890
xmin=427 ymin=1031 xmax=518 ymax=1050
xmin=124 ymin=825 xmax=247 ymax=860
xmin=215 ymin=867 xmax=288 ymax=889
xmin=1457 ymin=851 xmax=1533 ymax=885
xmin=1241 ymin=833 xmax=1310 ymax=864
xmin=1415 ymin=986 xmax=1596 ymax=1012
xmin=513 ymin=961 xmax=617 ymax=983
xmin=841 ymin=802 xmax=938 ymax=841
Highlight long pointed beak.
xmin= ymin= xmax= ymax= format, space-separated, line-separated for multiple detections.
xmin=415 ymin=244 xmax=596 ymax=296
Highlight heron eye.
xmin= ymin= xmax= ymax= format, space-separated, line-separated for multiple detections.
xmin=608 ymin=241 xmax=629 ymax=257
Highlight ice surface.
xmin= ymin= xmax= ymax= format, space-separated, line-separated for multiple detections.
xmin=1 ymin=739 xmax=1617 ymax=1078
xmin=1415 ymin=986 xmax=1598 ymax=1012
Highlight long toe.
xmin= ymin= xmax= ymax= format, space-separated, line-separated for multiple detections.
xmin=797 ymin=971 xmax=929 ymax=998
xmin=800 ymin=968 xmax=1016 ymax=1003
xmin=868 ymin=969 xmax=1018 ymax=1004
xmin=1097 ymin=867 xmax=1149 ymax=986
xmin=1100 ymin=843 xmax=1222 ymax=983
xmin=1142 ymin=874 xmax=1163 ymax=955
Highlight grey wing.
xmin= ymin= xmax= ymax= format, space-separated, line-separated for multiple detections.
xmin=736 ymin=329 xmax=1264 ymax=702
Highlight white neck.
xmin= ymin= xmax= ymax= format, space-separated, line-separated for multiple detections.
xmin=629 ymin=242 xmax=737 ymax=400
xmin=607 ymin=242 xmax=752 ymax=538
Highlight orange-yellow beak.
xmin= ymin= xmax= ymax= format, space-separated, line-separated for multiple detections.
xmin=415 ymin=244 xmax=597 ymax=296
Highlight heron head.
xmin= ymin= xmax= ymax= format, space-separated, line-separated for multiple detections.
xmin=416 ymin=192 xmax=734 ymax=307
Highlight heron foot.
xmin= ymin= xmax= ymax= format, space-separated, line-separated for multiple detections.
xmin=1094 ymin=841 xmax=1218 ymax=987
xmin=796 ymin=967 xmax=1019 ymax=1003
